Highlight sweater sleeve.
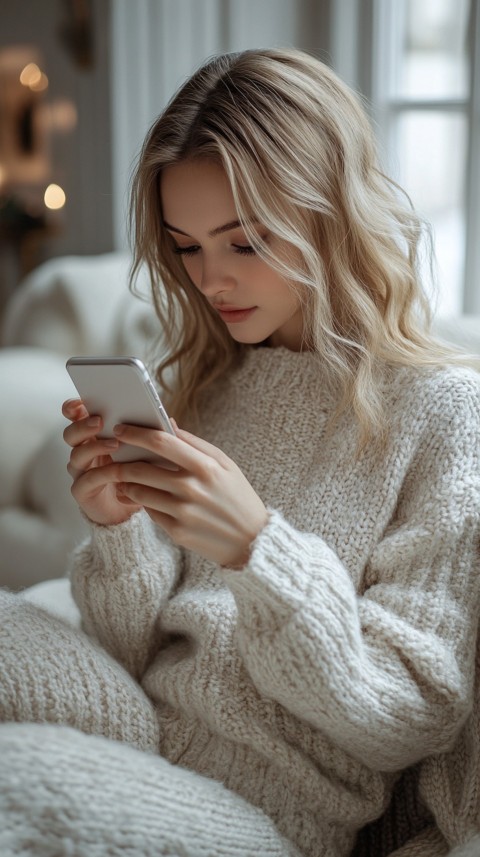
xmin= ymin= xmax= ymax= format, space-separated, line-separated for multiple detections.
xmin=221 ymin=374 xmax=480 ymax=773
xmin=68 ymin=509 xmax=182 ymax=680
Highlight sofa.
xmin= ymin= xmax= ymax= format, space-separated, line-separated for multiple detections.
xmin=1 ymin=252 xmax=480 ymax=595
xmin=0 ymin=252 xmax=162 ymax=592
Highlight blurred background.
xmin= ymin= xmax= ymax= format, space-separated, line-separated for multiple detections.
xmin=0 ymin=0 xmax=479 ymax=317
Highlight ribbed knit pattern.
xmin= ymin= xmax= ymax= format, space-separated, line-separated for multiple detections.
xmin=0 ymin=722 xmax=299 ymax=857
xmin=1 ymin=346 xmax=479 ymax=856
xmin=0 ymin=588 xmax=160 ymax=753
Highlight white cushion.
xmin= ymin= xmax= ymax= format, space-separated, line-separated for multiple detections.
xmin=1 ymin=253 xmax=134 ymax=355
xmin=112 ymin=286 xmax=164 ymax=360
xmin=22 ymin=577 xmax=81 ymax=628
xmin=0 ymin=508 xmax=80 ymax=592
xmin=0 ymin=349 xmax=77 ymax=506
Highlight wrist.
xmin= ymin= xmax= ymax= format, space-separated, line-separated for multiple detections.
xmin=224 ymin=506 xmax=269 ymax=570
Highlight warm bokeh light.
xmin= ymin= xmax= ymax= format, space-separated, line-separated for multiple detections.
xmin=48 ymin=99 xmax=78 ymax=132
xmin=44 ymin=183 xmax=66 ymax=210
xmin=0 ymin=164 xmax=6 ymax=187
xmin=19 ymin=62 xmax=42 ymax=87
xmin=30 ymin=72 xmax=49 ymax=92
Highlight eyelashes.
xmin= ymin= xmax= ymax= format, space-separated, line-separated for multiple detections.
xmin=234 ymin=246 xmax=257 ymax=256
xmin=172 ymin=246 xmax=197 ymax=257
xmin=173 ymin=245 xmax=256 ymax=257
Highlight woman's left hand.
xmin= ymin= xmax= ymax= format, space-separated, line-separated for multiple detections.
xmin=112 ymin=422 xmax=268 ymax=568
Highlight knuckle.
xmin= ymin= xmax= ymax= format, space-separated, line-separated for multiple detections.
xmin=200 ymin=458 xmax=218 ymax=482
xmin=69 ymin=447 xmax=86 ymax=472
xmin=181 ymin=476 xmax=200 ymax=501
xmin=152 ymin=431 xmax=168 ymax=453
xmin=177 ymin=499 xmax=198 ymax=529
xmin=216 ymin=449 xmax=230 ymax=468
xmin=177 ymin=499 xmax=192 ymax=523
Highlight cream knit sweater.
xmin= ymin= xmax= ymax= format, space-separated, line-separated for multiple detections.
xmin=67 ymin=346 xmax=480 ymax=857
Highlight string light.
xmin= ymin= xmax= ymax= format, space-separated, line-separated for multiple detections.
xmin=19 ymin=63 xmax=48 ymax=92
xmin=20 ymin=63 xmax=41 ymax=87
xmin=30 ymin=72 xmax=49 ymax=92
xmin=44 ymin=184 xmax=66 ymax=210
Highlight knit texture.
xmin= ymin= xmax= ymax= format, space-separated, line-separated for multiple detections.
xmin=2 ymin=346 xmax=479 ymax=856
xmin=0 ymin=586 xmax=160 ymax=752
xmin=0 ymin=721 xmax=298 ymax=857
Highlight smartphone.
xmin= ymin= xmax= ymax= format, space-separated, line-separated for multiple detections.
xmin=66 ymin=356 xmax=176 ymax=464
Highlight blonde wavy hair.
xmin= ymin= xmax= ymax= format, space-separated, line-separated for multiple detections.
xmin=130 ymin=47 xmax=474 ymax=448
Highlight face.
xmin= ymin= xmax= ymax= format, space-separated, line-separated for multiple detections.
xmin=160 ymin=159 xmax=305 ymax=350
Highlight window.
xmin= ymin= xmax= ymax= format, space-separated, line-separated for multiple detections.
xmin=369 ymin=0 xmax=480 ymax=316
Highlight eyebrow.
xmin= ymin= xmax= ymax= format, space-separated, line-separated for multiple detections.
xmin=164 ymin=219 xmax=253 ymax=239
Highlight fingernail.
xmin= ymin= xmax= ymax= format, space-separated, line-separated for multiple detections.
xmin=113 ymin=424 xmax=125 ymax=436
xmin=104 ymin=438 xmax=119 ymax=448
xmin=87 ymin=416 xmax=101 ymax=427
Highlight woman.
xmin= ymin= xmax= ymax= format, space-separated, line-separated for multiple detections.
xmin=1 ymin=48 xmax=479 ymax=857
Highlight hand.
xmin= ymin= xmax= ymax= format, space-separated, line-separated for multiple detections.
xmin=62 ymin=398 xmax=142 ymax=526
xmin=112 ymin=421 xmax=268 ymax=568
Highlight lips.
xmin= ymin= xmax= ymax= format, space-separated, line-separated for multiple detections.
xmin=214 ymin=306 xmax=257 ymax=324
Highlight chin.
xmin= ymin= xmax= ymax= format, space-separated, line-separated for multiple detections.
xmin=228 ymin=331 xmax=270 ymax=345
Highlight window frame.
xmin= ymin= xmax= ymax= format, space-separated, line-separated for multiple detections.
xmin=343 ymin=0 xmax=480 ymax=315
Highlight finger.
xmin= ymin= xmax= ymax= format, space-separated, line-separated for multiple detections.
xmin=68 ymin=451 xmax=113 ymax=481
xmin=71 ymin=461 xmax=123 ymax=501
xmin=68 ymin=437 xmax=120 ymax=474
xmin=113 ymin=424 xmax=230 ymax=472
xmin=144 ymin=507 xmax=178 ymax=539
xmin=63 ymin=414 xmax=103 ymax=448
xmin=111 ymin=460 xmax=185 ymax=494
xmin=158 ymin=419 xmax=226 ymax=462
xmin=117 ymin=482 xmax=185 ymax=541
xmin=168 ymin=426 xmax=231 ymax=464
xmin=117 ymin=482 xmax=174 ymax=511
xmin=62 ymin=398 xmax=88 ymax=420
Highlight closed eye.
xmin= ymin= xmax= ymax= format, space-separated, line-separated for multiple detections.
xmin=232 ymin=244 xmax=256 ymax=256
xmin=173 ymin=244 xmax=257 ymax=257
xmin=173 ymin=245 xmax=199 ymax=257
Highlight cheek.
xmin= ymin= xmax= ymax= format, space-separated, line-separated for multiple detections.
xmin=181 ymin=257 xmax=201 ymax=287
xmin=261 ymin=271 xmax=300 ymax=310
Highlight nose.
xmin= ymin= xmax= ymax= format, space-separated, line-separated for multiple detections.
xmin=197 ymin=255 xmax=235 ymax=299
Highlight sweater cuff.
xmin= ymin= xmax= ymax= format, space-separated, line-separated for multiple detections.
xmin=73 ymin=509 xmax=161 ymax=577
xmin=221 ymin=508 xmax=346 ymax=630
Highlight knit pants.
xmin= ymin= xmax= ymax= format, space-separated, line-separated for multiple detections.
xmin=0 ymin=590 xmax=298 ymax=857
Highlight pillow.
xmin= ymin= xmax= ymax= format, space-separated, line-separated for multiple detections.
xmin=1 ymin=253 xmax=134 ymax=355
xmin=0 ymin=508 xmax=79 ymax=591
xmin=0 ymin=349 xmax=76 ymax=506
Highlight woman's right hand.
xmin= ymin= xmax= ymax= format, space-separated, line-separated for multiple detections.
xmin=62 ymin=398 xmax=142 ymax=525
